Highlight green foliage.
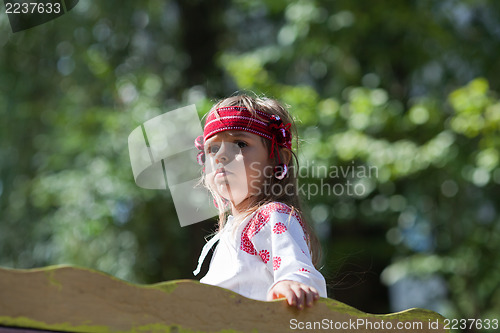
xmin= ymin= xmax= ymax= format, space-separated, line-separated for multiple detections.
xmin=219 ymin=2 xmax=500 ymax=320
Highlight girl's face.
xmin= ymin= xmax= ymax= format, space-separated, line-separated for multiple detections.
xmin=204 ymin=130 xmax=271 ymax=210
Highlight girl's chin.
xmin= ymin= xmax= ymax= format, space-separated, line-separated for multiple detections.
xmin=214 ymin=188 xmax=249 ymax=207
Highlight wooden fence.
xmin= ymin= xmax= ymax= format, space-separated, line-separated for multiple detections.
xmin=0 ymin=265 xmax=448 ymax=333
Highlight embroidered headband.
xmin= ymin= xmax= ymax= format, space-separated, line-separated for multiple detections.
xmin=195 ymin=106 xmax=292 ymax=166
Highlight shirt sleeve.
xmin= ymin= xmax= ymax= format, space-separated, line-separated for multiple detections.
xmin=248 ymin=203 xmax=328 ymax=298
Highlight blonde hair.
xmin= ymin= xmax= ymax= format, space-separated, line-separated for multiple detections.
xmin=201 ymin=94 xmax=322 ymax=267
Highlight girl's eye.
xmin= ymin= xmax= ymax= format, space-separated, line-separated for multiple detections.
xmin=207 ymin=145 xmax=219 ymax=154
xmin=236 ymin=141 xmax=247 ymax=148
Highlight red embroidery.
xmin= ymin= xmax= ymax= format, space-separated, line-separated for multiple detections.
xmin=273 ymin=222 xmax=287 ymax=234
xmin=273 ymin=256 xmax=281 ymax=271
xmin=240 ymin=202 xmax=308 ymax=255
xmin=240 ymin=233 xmax=257 ymax=255
xmin=240 ymin=211 xmax=268 ymax=255
xmin=272 ymin=203 xmax=305 ymax=232
xmin=298 ymin=268 xmax=310 ymax=273
xmin=259 ymin=250 xmax=270 ymax=263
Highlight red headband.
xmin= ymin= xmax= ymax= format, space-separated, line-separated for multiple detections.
xmin=195 ymin=106 xmax=292 ymax=165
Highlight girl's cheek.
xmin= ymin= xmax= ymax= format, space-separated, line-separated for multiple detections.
xmin=205 ymin=176 xmax=214 ymax=188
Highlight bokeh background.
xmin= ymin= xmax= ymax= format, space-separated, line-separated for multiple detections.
xmin=1 ymin=0 xmax=499 ymax=330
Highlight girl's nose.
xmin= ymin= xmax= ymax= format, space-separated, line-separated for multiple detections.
xmin=214 ymin=142 xmax=229 ymax=163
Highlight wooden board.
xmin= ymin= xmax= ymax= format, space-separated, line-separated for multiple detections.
xmin=0 ymin=265 xmax=448 ymax=333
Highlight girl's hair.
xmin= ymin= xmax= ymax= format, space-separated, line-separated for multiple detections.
xmin=202 ymin=94 xmax=322 ymax=268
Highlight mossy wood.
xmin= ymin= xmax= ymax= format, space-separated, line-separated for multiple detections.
xmin=0 ymin=265 xmax=448 ymax=333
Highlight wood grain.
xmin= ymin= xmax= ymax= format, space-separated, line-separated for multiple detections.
xmin=0 ymin=265 xmax=448 ymax=333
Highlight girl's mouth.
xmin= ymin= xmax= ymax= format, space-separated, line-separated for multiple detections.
xmin=215 ymin=168 xmax=231 ymax=178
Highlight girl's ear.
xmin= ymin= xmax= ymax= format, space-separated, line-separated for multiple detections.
xmin=281 ymin=149 xmax=292 ymax=165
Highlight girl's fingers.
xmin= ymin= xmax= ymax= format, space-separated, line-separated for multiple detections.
xmin=269 ymin=281 xmax=321 ymax=309
xmin=294 ymin=285 xmax=320 ymax=309
xmin=291 ymin=284 xmax=307 ymax=309
xmin=284 ymin=289 xmax=297 ymax=306
xmin=304 ymin=288 xmax=313 ymax=307
xmin=304 ymin=286 xmax=318 ymax=307
xmin=310 ymin=286 xmax=320 ymax=302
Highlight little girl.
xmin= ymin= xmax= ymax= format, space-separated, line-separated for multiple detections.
xmin=193 ymin=95 xmax=327 ymax=309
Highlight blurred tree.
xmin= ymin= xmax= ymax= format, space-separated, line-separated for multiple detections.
xmin=217 ymin=1 xmax=500 ymax=322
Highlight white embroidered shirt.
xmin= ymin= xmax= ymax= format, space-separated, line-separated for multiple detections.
xmin=194 ymin=202 xmax=327 ymax=301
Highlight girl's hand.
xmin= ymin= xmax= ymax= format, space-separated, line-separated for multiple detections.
xmin=267 ymin=280 xmax=320 ymax=310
